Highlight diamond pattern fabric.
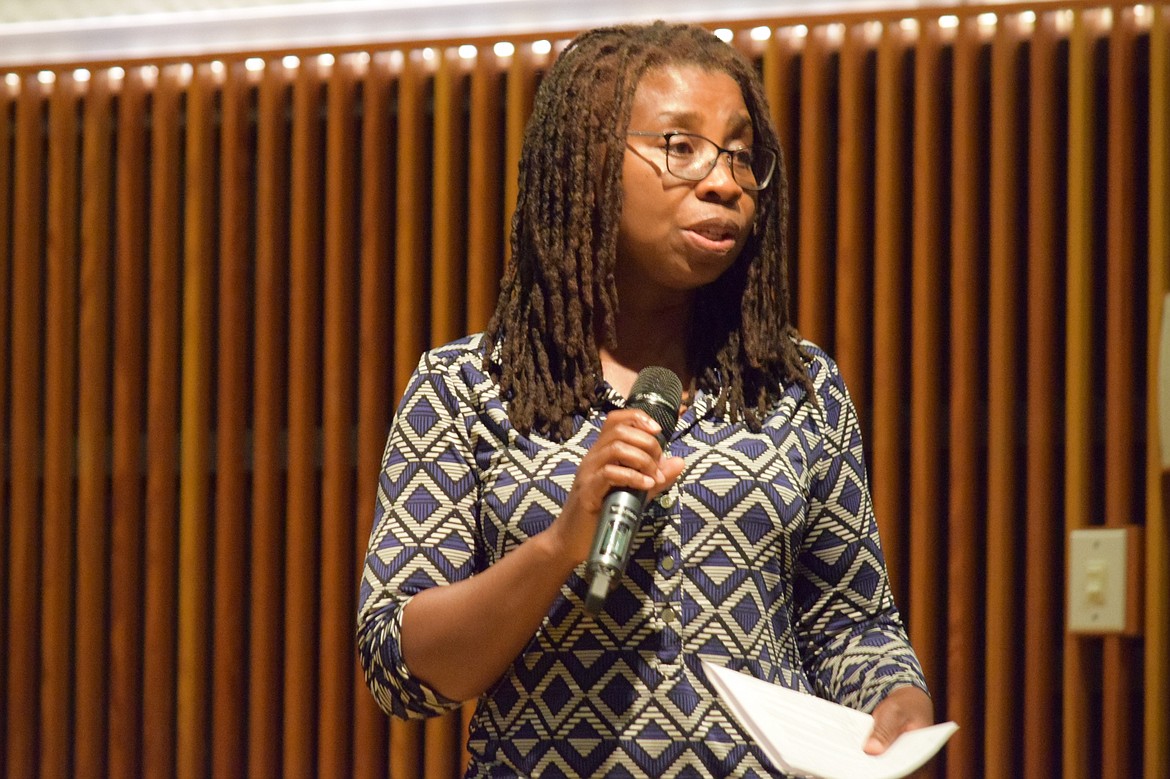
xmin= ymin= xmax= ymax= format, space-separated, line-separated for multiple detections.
xmin=357 ymin=334 xmax=927 ymax=777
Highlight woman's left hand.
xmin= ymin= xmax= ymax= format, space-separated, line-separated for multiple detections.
xmin=863 ymin=685 xmax=934 ymax=754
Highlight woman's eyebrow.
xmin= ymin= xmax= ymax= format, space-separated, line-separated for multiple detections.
xmin=651 ymin=109 xmax=703 ymax=126
xmin=649 ymin=110 xmax=755 ymax=136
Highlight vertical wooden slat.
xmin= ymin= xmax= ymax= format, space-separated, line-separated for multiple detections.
xmin=1024 ymin=12 xmax=1065 ymax=779
xmin=431 ymin=49 xmax=468 ymax=346
xmin=0 ymin=69 xmax=13 ymax=777
xmin=250 ymin=57 xmax=290 ymax=779
xmin=391 ymin=48 xmax=429 ymax=779
xmin=425 ymin=49 xmax=467 ymax=777
xmin=394 ymin=50 xmax=430 ymax=392
xmin=1149 ymin=6 xmax=1170 ymax=777
xmin=465 ymin=49 xmax=503 ymax=333
xmin=177 ymin=62 xmax=217 ymax=779
xmin=871 ymin=19 xmax=912 ymax=612
xmin=319 ymin=52 xmax=360 ymax=778
xmin=947 ymin=17 xmax=985 ymax=779
xmin=1064 ymin=11 xmax=1099 ymax=779
xmin=909 ymin=17 xmax=947 ymax=714
xmin=1103 ymin=10 xmax=1143 ymax=778
xmin=796 ymin=24 xmax=836 ymax=346
xmin=214 ymin=58 xmax=251 ymax=776
xmin=834 ymin=23 xmax=873 ymax=415
xmin=76 ymin=68 xmax=114 ymax=777
xmin=353 ymin=50 xmax=393 ymax=779
xmin=143 ymin=63 xmax=184 ymax=779
xmin=764 ymin=30 xmax=802 ymax=223
xmin=504 ymin=44 xmax=537 ymax=268
xmin=109 ymin=65 xmax=149 ymax=779
xmin=41 ymin=68 xmax=80 ymax=779
xmin=5 ymin=73 xmax=45 ymax=779
xmin=285 ymin=55 xmax=325 ymax=779
xmin=986 ymin=16 xmax=1027 ymax=777
xmin=761 ymin=28 xmax=802 ymax=331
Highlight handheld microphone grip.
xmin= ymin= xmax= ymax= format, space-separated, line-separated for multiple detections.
xmin=584 ymin=367 xmax=683 ymax=616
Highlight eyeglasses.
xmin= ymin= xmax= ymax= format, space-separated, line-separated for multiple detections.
xmin=626 ymin=131 xmax=777 ymax=191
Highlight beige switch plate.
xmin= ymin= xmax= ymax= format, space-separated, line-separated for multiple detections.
xmin=1067 ymin=526 xmax=1144 ymax=635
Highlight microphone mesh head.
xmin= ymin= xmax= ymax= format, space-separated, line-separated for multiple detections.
xmin=627 ymin=366 xmax=684 ymax=436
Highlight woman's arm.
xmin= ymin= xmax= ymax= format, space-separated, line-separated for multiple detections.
xmin=399 ymin=406 xmax=685 ymax=702
xmin=792 ymin=351 xmax=930 ymax=711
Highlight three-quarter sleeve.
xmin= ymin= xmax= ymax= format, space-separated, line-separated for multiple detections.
xmin=356 ymin=351 xmax=481 ymax=719
xmin=791 ymin=351 xmax=928 ymax=712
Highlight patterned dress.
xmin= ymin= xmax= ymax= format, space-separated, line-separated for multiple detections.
xmin=357 ymin=334 xmax=928 ymax=777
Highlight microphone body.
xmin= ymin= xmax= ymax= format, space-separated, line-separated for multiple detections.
xmin=584 ymin=367 xmax=683 ymax=616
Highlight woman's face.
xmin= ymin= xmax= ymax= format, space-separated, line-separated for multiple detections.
xmin=616 ymin=64 xmax=758 ymax=306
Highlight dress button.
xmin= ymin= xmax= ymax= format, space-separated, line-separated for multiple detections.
xmin=661 ymin=605 xmax=678 ymax=623
xmin=661 ymin=556 xmax=675 ymax=571
xmin=659 ymin=491 xmax=676 ymax=508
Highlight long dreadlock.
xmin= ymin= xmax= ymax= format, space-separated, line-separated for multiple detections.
xmin=483 ymin=21 xmax=814 ymax=441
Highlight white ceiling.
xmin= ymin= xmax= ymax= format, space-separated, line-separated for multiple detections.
xmin=0 ymin=0 xmax=1004 ymax=68
xmin=0 ymin=0 xmax=324 ymax=24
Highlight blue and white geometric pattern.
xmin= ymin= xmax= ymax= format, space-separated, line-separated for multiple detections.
xmin=357 ymin=334 xmax=927 ymax=777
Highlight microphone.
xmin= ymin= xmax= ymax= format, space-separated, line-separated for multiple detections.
xmin=584 ymin=366 xmax=683 ymax=616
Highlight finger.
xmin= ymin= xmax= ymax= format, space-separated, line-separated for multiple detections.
xmin=597 ymin=440 xmax=666 ymax=486
xmin=864 ymin=720 xmax=899 ymax=755
xmin=645 ymin=454 xmax=686 ymax=501
xmin=864 ymin=709 xmax=905 ymax=755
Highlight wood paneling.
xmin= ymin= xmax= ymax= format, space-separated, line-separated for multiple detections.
xmin=1 ymin=6 xmax=1167 ymax=776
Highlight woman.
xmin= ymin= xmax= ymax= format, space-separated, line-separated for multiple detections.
xmin=358 ymin=21 xmax=933 ymax=777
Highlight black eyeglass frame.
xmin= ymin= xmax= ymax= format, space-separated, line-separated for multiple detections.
xmin=625 ymin=130 xmax=777 ymax=191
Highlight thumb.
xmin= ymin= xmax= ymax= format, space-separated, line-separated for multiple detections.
xmin=864 ymin=723 xmax=894 ymax=755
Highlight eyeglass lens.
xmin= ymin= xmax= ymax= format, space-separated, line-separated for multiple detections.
xmin=665 ymin=133 xmax=774 ymax=190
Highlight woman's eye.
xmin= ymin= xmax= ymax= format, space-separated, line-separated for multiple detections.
xmin=666 ymin=139 xmax=697 ymax=156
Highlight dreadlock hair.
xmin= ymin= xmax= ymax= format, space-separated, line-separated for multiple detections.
xmin=483 ymin=20 xmax=814 ymax=441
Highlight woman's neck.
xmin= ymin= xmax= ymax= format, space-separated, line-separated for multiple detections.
xmin=599 ymin=299 xmax=694 ymax=399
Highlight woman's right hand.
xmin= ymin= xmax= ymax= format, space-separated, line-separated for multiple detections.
xmin=545 ymin=408 xmax=686 ymax=567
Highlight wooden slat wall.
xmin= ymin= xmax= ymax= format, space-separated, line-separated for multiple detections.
xmin=2 ymin=4 xmax=1168 ymax=777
